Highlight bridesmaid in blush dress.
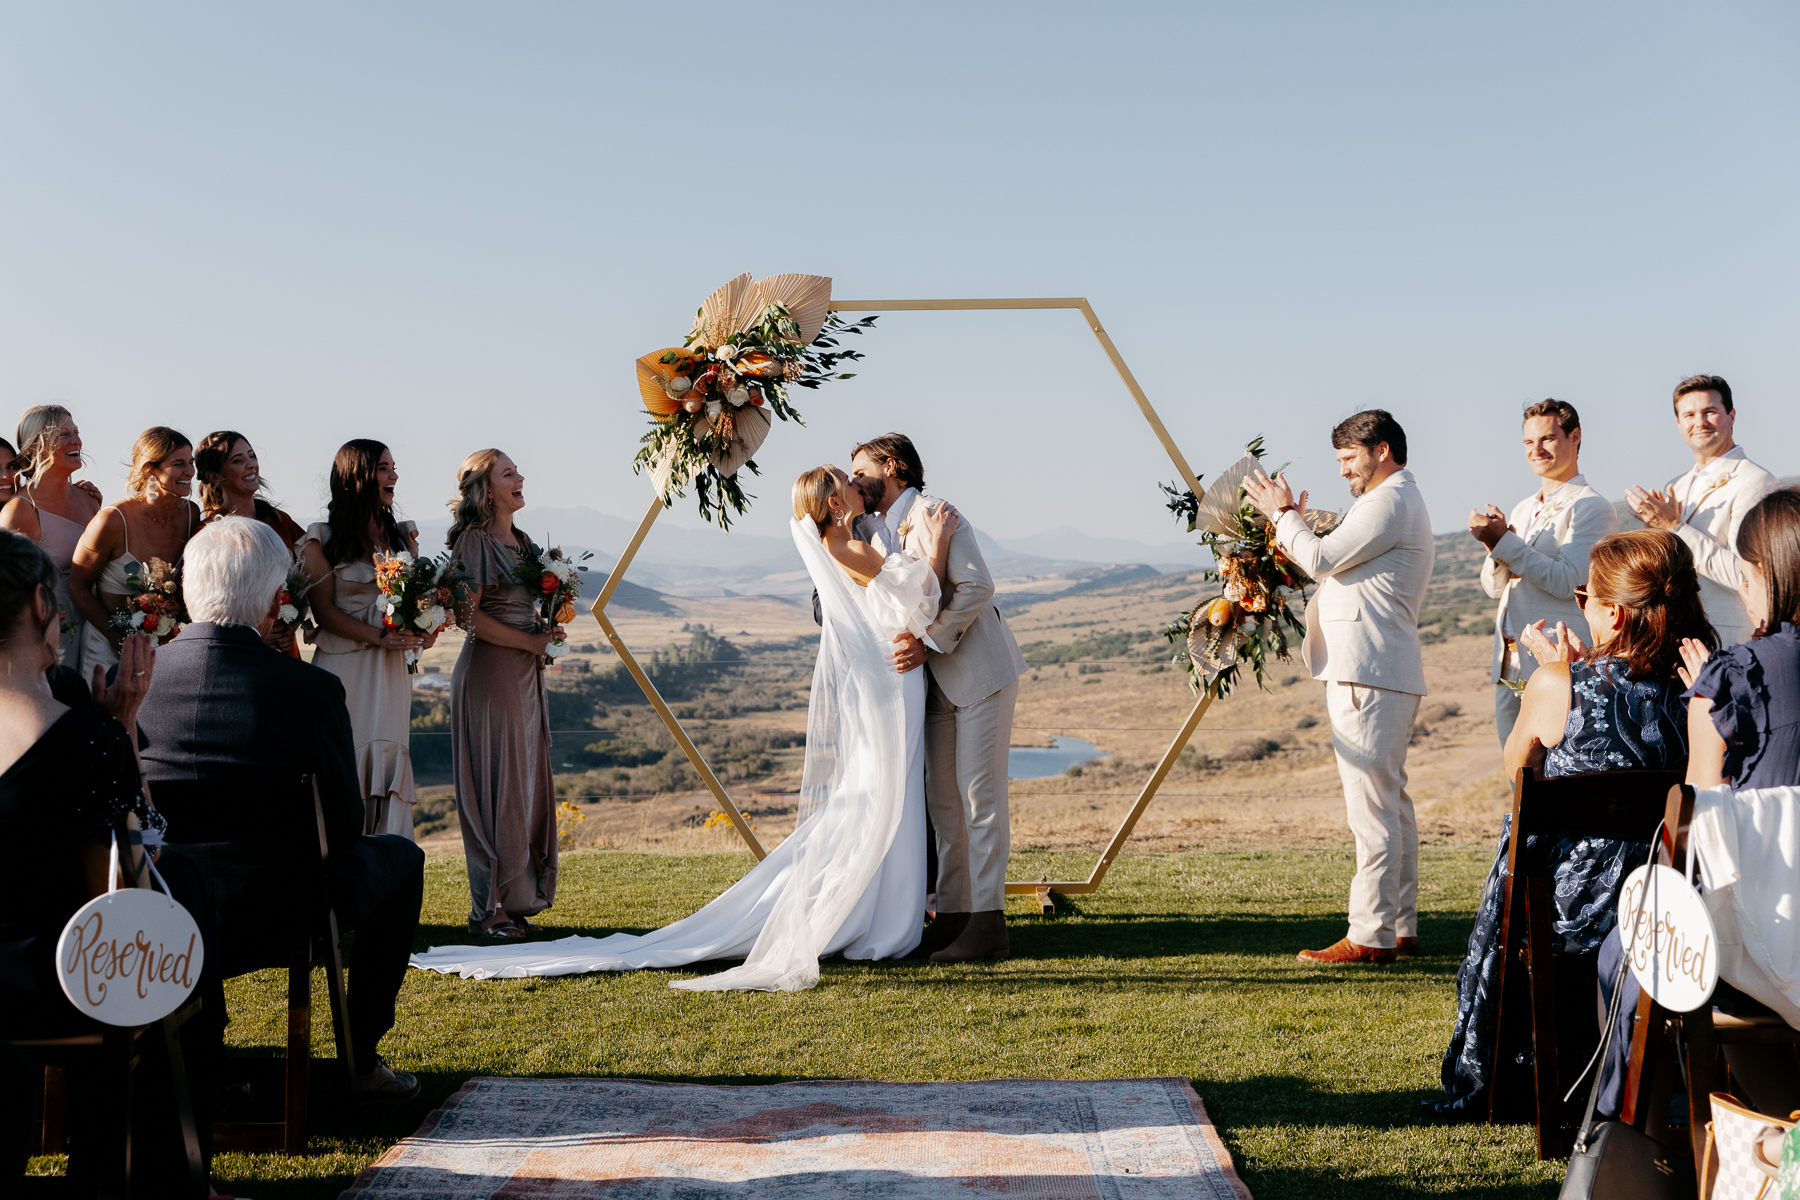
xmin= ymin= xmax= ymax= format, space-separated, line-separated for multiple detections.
xmin=0 ymin=407 xmax=104 ymax=670
xmin=447 ymin=449 xmax=560 ymax=940
xmin=301 ymin=439 xmax=433 ymax=840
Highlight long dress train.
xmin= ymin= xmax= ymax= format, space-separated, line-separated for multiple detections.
xmin=409 ymin=519 xmax=939 ymax=991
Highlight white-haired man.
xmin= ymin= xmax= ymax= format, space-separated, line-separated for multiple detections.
xmin=141 ymin=516 xmax=425 ymax=1102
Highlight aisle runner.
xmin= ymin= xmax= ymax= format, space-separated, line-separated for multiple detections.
xmin=342 ymin=1076 xmax=1252 ymax=1199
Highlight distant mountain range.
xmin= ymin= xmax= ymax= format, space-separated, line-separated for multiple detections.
xmin=416 ymin=505 xmax=1207 ymax=602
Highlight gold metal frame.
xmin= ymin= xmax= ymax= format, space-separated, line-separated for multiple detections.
xmin=590 ymin=296 xmax=1216 ymax=900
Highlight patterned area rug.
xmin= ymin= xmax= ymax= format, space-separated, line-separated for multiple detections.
xmin=342 ymin=1076 xmax=1251 ymax=1198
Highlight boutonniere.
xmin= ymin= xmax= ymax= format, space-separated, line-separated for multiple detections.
xmin=897 ymin=519 xmax=914 ymax=541
xmin=1702 ymin=474 xmax=1731 ymax=497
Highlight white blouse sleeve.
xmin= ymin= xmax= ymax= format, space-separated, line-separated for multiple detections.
xmin=865 ymin=552 xmax=942 ymax=643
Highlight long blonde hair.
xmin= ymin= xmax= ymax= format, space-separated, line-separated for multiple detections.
xmin=447 ymin=448 xmax=505 ymax=547
xmin=792 ymin=465 xmax=847 ymax=535
xmin=14 ymin=405 xmax=73 ymax=483
xmin=126 ymin=427 xmax=191 ymax=500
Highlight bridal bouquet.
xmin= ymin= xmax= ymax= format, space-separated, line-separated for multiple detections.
xmin=634 ymin=273 xmax=876 ymax=530
xmin=1160 ymin=437 xmax=1339 ymax=696
xmin=373 ymin=549 xmax=467 ymax=673
xmin=511 ymin=539 xmax=592 ymax=664
xmin=109 ymin=558 xmax=186 ymax=645
xmin=276 ymin=563 xmax=315 ymax=637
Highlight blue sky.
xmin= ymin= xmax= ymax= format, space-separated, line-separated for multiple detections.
xmin=2 ymin=2 xmax=1795 ymax=553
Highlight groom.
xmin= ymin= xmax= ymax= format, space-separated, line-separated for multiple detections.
xmin=851 ymin=434 xmax=1027 ymax=963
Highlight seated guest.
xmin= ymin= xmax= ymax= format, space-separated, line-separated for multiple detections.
xmin=139 ymin=515 xmax=425 ymax=1102
xmin=1594 ymin=487 xmax=1800 ymax=1117
xmin=1428 ymin=529 xmax=1715 ymax=1119
xmin=0 ymin=531 xmax=215 ymax=1186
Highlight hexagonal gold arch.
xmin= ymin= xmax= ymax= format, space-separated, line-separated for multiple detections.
xmin=590 ymin=297 xmax=1220 ymax=905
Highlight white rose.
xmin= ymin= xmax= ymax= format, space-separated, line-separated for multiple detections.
xmin=415 ymin=604 xmax=446 ymax=632
xmin=545 ymin=639 xmax=570 ymax=658
xmin=705 ymin=399 xmax=723 ymax=416
xmin=668 ymin=375 xmax=692 ymax=394
xmin=130 ymin=611 xmax=146 ymax=628
xmin=726 ymin=387 xmax=749 ymax=407
xmin=716 ymin=343 xmax=738 ymax=362
xmin=279 ymin=603 xmax=299 ymax=624
xmin=155 ymin=616 xmax=174 ymax=636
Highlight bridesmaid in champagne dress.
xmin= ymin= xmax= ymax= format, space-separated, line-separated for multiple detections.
xmin=302 ymin=439 xmax=431 ymax=840
xmin=447 ymin=449 xmax=560 ymax=940
xmin=197 ymin=430 xmax=307 ymax=657
xmin=69 ymin=427 xmax=198 ymax=674
xmin=0 ymin=407 xmax=103 ymax=670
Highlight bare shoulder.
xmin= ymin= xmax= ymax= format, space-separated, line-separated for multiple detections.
xmin=0 ymin=495 xmax=36 ymax=535
xmin=1521 ymin=663 xmax=1574 ymax=745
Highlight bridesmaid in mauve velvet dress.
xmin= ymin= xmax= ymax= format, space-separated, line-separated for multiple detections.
xmin=448 ymin=449 xmax=560 ymax=940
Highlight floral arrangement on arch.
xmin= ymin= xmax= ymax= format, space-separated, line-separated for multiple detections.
xmin=1160 ymin=437 xmax=1339 ymax=696
xmin=510 ymin=539 xmax=592 ymax=663
xmin=109 ymin=557 xmax=186 ymax=644
xmin=373 ymin=550 xmax=468 ymax=674
xmin=634 ymin=273 xmax=875 ymax=530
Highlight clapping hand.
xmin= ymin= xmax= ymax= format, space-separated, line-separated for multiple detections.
xmin=1243 ymin=469 xmax=1306 ymax=524
xmin=1468 ymin=505 xmax=1510 ymax=550
xmin=92 ymin=632 xmax=155 ymax=730
xmin=1675 ymin=637 xmax=1712 ymax=688
xmin=1518 ymin=618 xmax=1588 ymax=668
xmin=1624 ymin=486 xmax=1681 ymax=531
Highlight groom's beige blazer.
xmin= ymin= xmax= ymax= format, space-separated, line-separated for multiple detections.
xmin=1480 ymin=474 xmax=1615 ymax=687
xmin=1659 ymin=446 xmax=1778 ymax=646
xmin=899 ymin=495 xmax=1026 ymax=706
xmin=1274 ymin=468 xmax=1435 ymax=697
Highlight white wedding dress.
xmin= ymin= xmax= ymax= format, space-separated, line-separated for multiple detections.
xmin=409 ymin=519 xmax=938 ymax=991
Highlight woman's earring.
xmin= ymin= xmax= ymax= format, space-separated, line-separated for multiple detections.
xmin=145 ymin=478 xmax=160 ymax=502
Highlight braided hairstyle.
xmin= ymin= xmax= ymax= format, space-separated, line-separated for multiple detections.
xmin=0 ymin=529 xmax=58 ymax=650
xmin=1587 ymin=529 xmax=1718 ymax=679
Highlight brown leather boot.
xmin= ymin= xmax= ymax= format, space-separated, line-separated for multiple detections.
xmin=914 ymin=912 xmax=969 ymax=958
xmin=1296 ymin=938 xmax=1395 ymax=965
xmin=929 ymin=910 xmax=1009 ymax=963
xmin=1395 ymin=937 xmax=1420 ymax=958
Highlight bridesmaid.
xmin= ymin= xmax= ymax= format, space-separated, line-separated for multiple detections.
xmin=301 ymin=440 xmax=430 ymax=839
xmin=448 ymin=449 xmax=559 ymax=940
xmin=197 ymin=430 xmax=307 ymax=656
xmin=0 ymin=436 xmax=14 ymax=507
xmin=69 ymin=427 xmax=197 ymax=674
xmin=0 ymin=407 xmax=104 ymax=669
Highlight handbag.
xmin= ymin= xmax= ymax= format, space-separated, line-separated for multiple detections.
xmin=1560 ymin=824 xmax=1687 ymax=1200
xmin=1700 ymin=1094 xmax=1798 ymax=1200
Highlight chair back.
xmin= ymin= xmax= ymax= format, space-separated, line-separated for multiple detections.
xmin=1489 ymin=764 xmax=1684 ymax=1158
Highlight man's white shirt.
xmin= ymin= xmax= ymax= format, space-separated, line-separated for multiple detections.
xmin=1663 ymin=446 xmax=1778 ymax=644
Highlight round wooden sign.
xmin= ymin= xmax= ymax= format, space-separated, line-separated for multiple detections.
xmin=1617 ymin=863 xmax=1718 ymax=1013
xmin=56 ymin=887 xmax=204 ymax=1026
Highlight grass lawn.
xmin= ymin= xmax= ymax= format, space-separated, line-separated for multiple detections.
xmin=48 ymin=845 xmax=1567 ymax=1197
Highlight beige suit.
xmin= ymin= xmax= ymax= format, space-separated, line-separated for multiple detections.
xmin=900 ymin=494 xmax=1026 ymax=914
xmin=1480 ymin=475 xmax=1616 ymax=743
xmin=1274 ymin=468 xmax=1433 ymax=950
xmin=1660 ymin=447 xmax=1778 ymax=646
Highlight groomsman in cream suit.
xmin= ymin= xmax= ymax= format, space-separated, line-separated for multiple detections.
xmin=850 ymin=433 xmax=1027 ymax=964
xmin=1246 ymin=410 xmax=1433 ymax=965
xmin=1470 ymin=399 xmax=1616 ymax=744
xmin=1626 ymin=375 xmax=1777 ymax=646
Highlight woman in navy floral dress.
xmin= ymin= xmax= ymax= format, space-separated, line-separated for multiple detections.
xmin=1429 ymin=530 xmax=1716 ymax=1119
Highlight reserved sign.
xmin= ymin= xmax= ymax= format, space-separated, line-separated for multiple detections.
xmin=1617 ymin=863 xmax=1718 ymax=1013
xmin=56 ymin=886 xmax=204 ymax=1026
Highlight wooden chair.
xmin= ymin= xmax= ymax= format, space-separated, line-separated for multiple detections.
xmin=209 ymin=777 xmax=356 ymax=1158
xmin=1486 ymin=765 xmax=1684 ymax=1159
xmin=1621 ymin=784 xmax=1800 ymax=1182
xmin=10 ymin=815 xmax=208 ymax=1198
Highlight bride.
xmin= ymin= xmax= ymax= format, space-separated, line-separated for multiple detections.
xmin=410 ymin=466 xmax=958 ymax=991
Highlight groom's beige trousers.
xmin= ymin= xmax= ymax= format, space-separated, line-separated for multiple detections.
xmin=1327 ymin=681 xmax=1420 ymax=949
xmin=925 ymin=674 xmax=1017 ymax=914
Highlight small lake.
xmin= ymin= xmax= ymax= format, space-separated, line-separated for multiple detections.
xmin=1007 ymin=736 xmax=1109 ymax=780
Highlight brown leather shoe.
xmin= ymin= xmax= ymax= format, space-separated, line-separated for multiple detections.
xmin=914 ymin=912 xmax=969 ymax=958
xmin=1296 ymin=938 xmax=1396 ymax=965
xmin=930 ymin=910 xmax=1009 ymax=963
xmin=1395 ymin=937 xmax=1420 ymax=958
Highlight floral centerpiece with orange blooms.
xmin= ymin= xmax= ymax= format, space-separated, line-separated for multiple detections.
xmin=373 ymin=549 xmax=467 ymax=673
xmin=634 ymin=273 xmax=876 ymax=530
xmin=510 ymin=539 xmax=592 ymax=664
xmin=109 ymin=557 xmax=186 ymax=645
xmin=1160 ymin=437 xmax=1340 ymax=696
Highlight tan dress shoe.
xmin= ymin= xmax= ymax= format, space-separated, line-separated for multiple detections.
xmin=1296 ymin=938 xmax=1396 ymax=965
xmin=1395 ymin=937 xmax=1420 ymax=957
xmin=929 ymin=911 xmax=1009 ymax=963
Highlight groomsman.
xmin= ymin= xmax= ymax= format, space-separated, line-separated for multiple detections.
xmin=1469 ymin=399 xmax=1615 ymax=744
xmin=1625 ymin=375 xmax=1777 ymax=645
xmin=1246 ymin=411 xmax=1433 ymax=965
